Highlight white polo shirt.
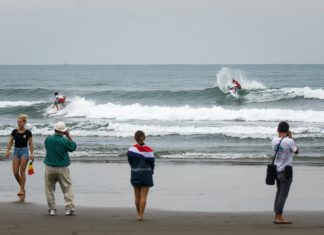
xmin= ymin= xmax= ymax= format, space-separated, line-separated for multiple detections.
xmin=272 ymin=136 xmax=298 ymax=172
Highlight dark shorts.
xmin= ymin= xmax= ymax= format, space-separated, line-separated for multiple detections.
xmin=13 ymin=147 xmax=29 ymax=160
xmin=131 ymin=170 xmax=154 ymax=187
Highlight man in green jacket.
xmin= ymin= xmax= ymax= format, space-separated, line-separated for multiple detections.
xmin=44 ymin=121 xmax=77 ymax=216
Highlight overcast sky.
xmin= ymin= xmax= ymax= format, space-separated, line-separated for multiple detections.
xmin=0 ymin=0 xmax=323 ymax=64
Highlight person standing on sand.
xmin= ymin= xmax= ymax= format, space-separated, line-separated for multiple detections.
xmin=272 ymin=121 xmax=299 ymax=224
xmin=44 ymin=122 xmax=77 ymax=216
xmin=127 ymin=131 xmax=155 ymax=221
xmin=5 ymin=114 xmax=34 ymax=197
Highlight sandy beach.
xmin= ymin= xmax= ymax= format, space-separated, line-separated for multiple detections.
xmin=0 ymin=161 xmax=323 ymax=234
xmin=0 ymin=202 xmax=323 ymax=235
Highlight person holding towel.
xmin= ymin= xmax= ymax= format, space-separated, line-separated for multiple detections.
xmin=127 ymin=131 xmax=155 ymax=221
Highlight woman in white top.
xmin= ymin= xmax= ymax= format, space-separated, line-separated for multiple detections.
xmin=272 ymin=121 xmax=298 ymax=224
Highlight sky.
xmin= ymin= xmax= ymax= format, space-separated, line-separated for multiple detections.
xmin=0 ymin=0 xmax=323 ymax=64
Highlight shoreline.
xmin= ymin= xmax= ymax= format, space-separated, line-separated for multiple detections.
xmin=2 ymin=157 xmax=324 ymax=166
xmin=1 ymin=202 xmax=324 ymax=235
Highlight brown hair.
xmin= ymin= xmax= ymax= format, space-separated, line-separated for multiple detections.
xmin=18 ymin=114 xmax=28 ymax=123
xmin=134 ymin=130 xmax=145 ymax=144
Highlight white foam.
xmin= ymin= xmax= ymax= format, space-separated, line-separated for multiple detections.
xmin=1 ymin=121 xmax=323 ymax=139
xmin=31 ymin=149 xmax=120 ymax=158
xmin=60 ymin=97 xmax=324 ymax=123
xmin=282 ymin=87 xmax=324 ymax=100
xmin=300 ymin=87 xmax=324 ymax=99
xmin=159 ymin=152 xmax=269 ymax=160
xmin=108 ymin=124 xmax=323 ymax=139
xmin=246 ymin=87 xmax=324 ymax=103
xmin=215 ymin=67 xmax=266 ymax=93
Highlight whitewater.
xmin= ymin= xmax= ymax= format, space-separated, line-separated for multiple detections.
xmin=52 ymin=96 xmax=324 ymax=123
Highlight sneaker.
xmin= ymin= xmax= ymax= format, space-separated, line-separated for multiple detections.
xmin=65 ymin=208 xmax=75 ymax=216
xmin=48 ymin=209 xmax=56 ymax=216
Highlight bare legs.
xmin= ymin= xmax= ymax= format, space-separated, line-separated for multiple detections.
xmin=54 ymin=102 xmax=64 ymax=110
xmin=134 ymin=187 xmax=140 ymax=215
xmin=12 ymin=157 xmax=28 ymax=196
xmin=134 ymin=186 xmax=149 ymax=221
xmin=12 ymin=158 xmax=21 ymax=186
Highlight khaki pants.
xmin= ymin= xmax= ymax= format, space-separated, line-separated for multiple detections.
xmin=45 ymin=165 xmax=75 ymax=210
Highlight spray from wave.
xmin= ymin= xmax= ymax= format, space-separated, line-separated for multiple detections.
xmin=215 ymin=67 xmax=266 ymax=93
xmin=215 ymin=67 xmax=324 ymax=103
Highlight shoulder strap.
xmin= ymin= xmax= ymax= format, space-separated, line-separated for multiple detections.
xmin=271 ymin=137 xmax=285 ymax=165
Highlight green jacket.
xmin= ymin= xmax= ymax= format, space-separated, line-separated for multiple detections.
xmin=44 ymin=134 xmax=77 ymax=167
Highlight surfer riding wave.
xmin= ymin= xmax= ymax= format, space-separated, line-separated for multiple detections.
xmin=229 ymin=79 xmax=242 ymax=95
xmin=53 ymin=92 xmax=66 ymax=110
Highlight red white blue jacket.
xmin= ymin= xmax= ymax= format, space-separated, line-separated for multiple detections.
xmin=127 ymin=144 xmax=155 ymax=173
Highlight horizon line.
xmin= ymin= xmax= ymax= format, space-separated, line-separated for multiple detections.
xmin=0 ymin=63 xmax=324 ymax=66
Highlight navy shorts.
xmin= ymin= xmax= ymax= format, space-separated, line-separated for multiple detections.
xmin=13 ymin=147 xmax=29 ymax=160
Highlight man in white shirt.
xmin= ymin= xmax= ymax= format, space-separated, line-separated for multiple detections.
xmin=272 ymin=121 xmax=298 ymax=224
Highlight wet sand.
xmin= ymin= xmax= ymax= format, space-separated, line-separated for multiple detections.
xmin=1 ymin=161 xmax=324 ymax=212
xmin=0 ymin=202 xmax=324 ymax=235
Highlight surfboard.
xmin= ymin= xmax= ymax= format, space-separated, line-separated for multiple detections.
xmin=46 ymin=108 xmax=59 ymax=116
xmin=229 ymin=88 xmax=239 ymax=98
xmin=227 ymin=83 xmax=240 ymax=98
xmin=46 ymin=103 xmax=65 ymax=117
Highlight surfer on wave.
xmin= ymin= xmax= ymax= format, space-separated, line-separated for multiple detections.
xmin=53 ymin=91 xmax=66 ymax=110
xmin=229 ymin=79 xmax=241 ymax=94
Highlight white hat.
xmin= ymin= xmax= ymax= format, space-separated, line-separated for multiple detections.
xmin=54 ymin=122 xmax=68 ymax=132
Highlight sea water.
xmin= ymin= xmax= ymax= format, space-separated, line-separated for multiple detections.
xmin=0 ymin=64 xmax=324 ymax=165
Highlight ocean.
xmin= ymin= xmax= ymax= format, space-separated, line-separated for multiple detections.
xmin=1 ymin=64 xmax=324 ymax=165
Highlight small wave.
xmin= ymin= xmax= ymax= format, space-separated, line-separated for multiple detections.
xmin=91 ymin=87 xmax=228 ymax=104
xmin=158 ymin=152 xmax=324 ymax=160
xmin=291 ymin=87 xmax=324 ymax=100
xmin=28 ymin=149 xmax=121 ymax=159
xmin=245 ymin=87 xmax=324 ymax=103
xmin=0 ymin=88 xmax=52 ymax=99
xmin=97 ymin=123 xmax=324 ymax=139
xmin=159 ymin=152 xmax=269 ymax=160
xmin=215 ymin=67 xmax=266 ymax=93
xmin=1 ymin=120 xmax=323 ymax=139
xmin=0 ymin=100 xmax=46 ymax=108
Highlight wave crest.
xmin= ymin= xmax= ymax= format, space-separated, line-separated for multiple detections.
xmin=1 ymin=121 xmax=322 ymax=139
xmin=46 ymin=97 xmax=324 ymax=123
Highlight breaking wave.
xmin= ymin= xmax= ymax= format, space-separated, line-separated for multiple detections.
xmin=51 ymin=97 xmax=324 ymax=123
